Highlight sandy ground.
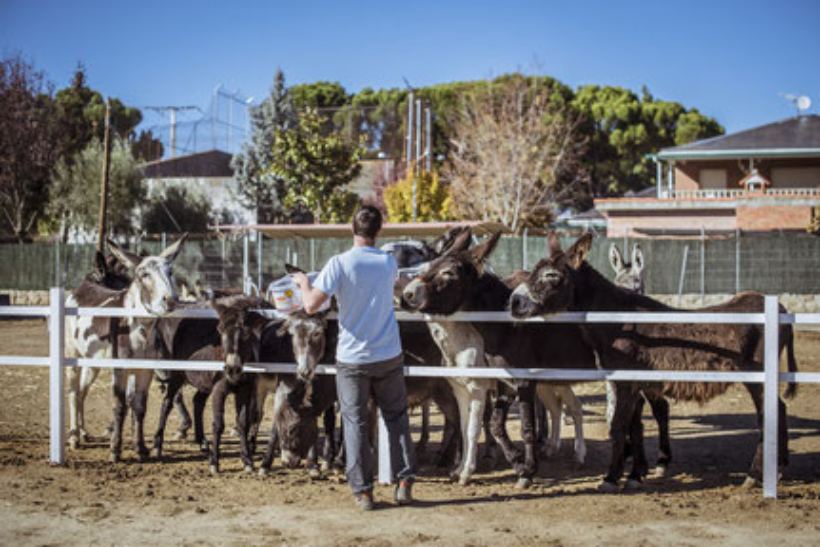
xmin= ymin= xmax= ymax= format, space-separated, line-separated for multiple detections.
xmin=0 ymin=319 xmax=819 ymax=546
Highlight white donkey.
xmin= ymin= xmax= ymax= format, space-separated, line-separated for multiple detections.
xmin=65 ymin=235 xmax=186 ymax=462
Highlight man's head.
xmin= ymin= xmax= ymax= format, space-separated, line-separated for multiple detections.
xmin=352 ymin=205 xmax=382 ymax=241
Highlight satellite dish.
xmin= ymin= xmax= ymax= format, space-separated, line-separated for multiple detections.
xmin=796 ymin=96 xmax=811 ymax=112
xmin=781 ymin=93 xmax=812 ymax=115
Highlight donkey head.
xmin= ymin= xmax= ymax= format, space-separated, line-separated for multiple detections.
xmin=609 ymin=243 xmax=645 ymax=294
xmin=509 ymin=232 xmax=593 ymax=318
xmin=275 ymin=383 xmax=320 ymax=467
xmin=210 ymin=295 xmax=269 ymax=385
xmin=402 ymin=229 xmax=501 ymax=315
xmin=276 ymin=310 xmax=328 ymax=382
xmin=107 ymin=234 xmax=188 ymax=315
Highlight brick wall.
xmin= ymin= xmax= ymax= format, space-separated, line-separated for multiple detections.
xmin=736 ymin=205 xmax=812 ymax=230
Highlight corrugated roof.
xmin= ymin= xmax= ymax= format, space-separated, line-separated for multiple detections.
xmin=659 ymin=115 xmax=820 ymax=160
xmin=141 ymin=149 xmax=234 ymax=178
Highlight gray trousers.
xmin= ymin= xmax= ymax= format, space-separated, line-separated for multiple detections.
xmin=336 ymin=355 xmax=416 ymax=494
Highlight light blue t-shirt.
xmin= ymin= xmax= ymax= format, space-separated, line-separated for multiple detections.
xmin=313 ymin=246 xmax=402 ymax=365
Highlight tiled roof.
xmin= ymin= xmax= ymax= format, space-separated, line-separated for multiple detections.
xmin=141 ymin=150 xmax=234 ymax=178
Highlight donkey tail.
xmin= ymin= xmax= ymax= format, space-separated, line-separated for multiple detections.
xmin=784 ymin=325 xmax=798 ymax=399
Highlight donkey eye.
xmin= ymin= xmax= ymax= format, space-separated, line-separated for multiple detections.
xmin=439 ymin=270 xmax=456 ymax=280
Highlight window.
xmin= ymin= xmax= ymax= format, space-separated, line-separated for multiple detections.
xmin=699 ymin=168 xmax=727 ymax=189
xmin=770 ymin=167 xmax=820 ymax=188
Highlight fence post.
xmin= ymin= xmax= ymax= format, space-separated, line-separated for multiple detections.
xmin=377 ymin=410 xmax=393 ymax=484
xmin=242 ymin=231 xmax=250 ymax=294
xmin=49 ymin=287 xmax=65 ymax=465
xmin=735 ymin=229 xmax=741 ymax=293
xmin=763 ymin=295 xmax=779 ymax=499
xmin=522 ymin=228 xmax=528 ymax=271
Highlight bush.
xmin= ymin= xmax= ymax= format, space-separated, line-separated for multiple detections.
xmin=142 ymin=186 xmax=212 ymax=233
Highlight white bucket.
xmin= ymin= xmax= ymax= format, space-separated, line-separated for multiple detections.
xmin=265 ymin=273 xmax=330 ymax=313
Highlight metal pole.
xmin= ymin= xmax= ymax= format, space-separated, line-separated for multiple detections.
xmin=762 ymin=295 xmax=780 ymax=499
xmin=377 ymin=410 xmax=392 ymax=484
xmin=425 ymin=106 xmax=432 ymax=173
xmin=735 ymin=229 xmax=741 ymax=294
xmin=310 ymin=239 xmax=316 ymax=271
xmin=54 ymin=239 xmax=60 ymax=288
xmin=161 ymin=232 xmax=167 ymax=249
xmin=656 ymin=158 xmax=663 ymax=197
xmin=677 ymin=244 xmax=689 ymax=306
xmin=49 ymin=287 xmax=65 ymax=465
xmin=406 ymin=92 xmax=414 ymax=171
xmin=700 ymin=226 xmax=706 ymax=303
xmin=242 ymin=232 xmax=250 ymax=294
xmin=97 ymin=100 xmax=111 ymax=252
xmin=415 ymin=99 xmax=422 ymax=175
xmin=257 ymin=232 xmax=263 ymax=292
xmin=522 ymin=228 xmax=528 ymax=270
xmin=668 ymin=161 xmax=675 ymax=196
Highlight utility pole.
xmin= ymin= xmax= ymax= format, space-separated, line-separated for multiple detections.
xmin=145 ymin=105 xmax=200 ymax=158
xmin=415 ymin=98 xmax=422 ymax=175
xmin=96 ymin=100 xmax=111 ymax=253
xmin=425 ymin=106 xmax=432 ymax=173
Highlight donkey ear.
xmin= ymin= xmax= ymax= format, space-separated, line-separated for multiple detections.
xmin=566 ymin=232 xmax=593 ymax=270
xmin=546 ymin=231 xmax=562 ymax=257
xmin=608 ymin=244 xmax=624 ymax=273
xmin=245 ymin=311 xmax=270 ymax=338
xmin=159 ymin=233 xmax=188 ymax=261
xmin=106 ymin=239 xmax=139 ymax=270
xmin=285 ymin=263 xmax=305 ymax=275
xmin=444 ymin=227 xmax=472 ymax=256
xmin=94 ymin=251 xmax=107 ymax=276
xmin=631 ymin=244 xmax=645 ymax=274
xmin=469 ymin=231 xmax=501 ymax=267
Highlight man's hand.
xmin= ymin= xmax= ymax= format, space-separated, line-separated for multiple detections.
xmin=290 ymin=271 xmax=328 ymax=315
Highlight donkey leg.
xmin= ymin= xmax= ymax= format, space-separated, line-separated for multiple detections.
xmin=561 ymin=387 xmax=587 ymax=466
xmin=153 ymin=374 xmax=183 ymax=458
xmin=534 ymin=394 xmax=548 ymax=452
xmin=481 ymin=392 xmax=498 ymax=462
xmin=648 ymin=393 xmax=672 ymax=474
xmin=67 ymin=366 xmax=81 ymax=450
xmin=433 ymin=384 xmax=461 ymax=469
xmin=536 ymin=384 xmax=563 ymax=458
xmin=193 ymin=389 xmax=210 ymax=452
xmin=461 ymin=386 xmax=486 ymax=485
xmin=321 ymin=406 xmax=336 ymax=472
xmin=488 ymin=392 xmax=523 ymax=472
xmin=234 ymin=383 xmax=255 ymax=473
xmin=109 ymin=370 xmax=128 ymax=463
xmin=77 ymin=366 xmax=101 ymax=442
xmin=210 ymin=382 xmax=227 ymax=474
xmin=416 ymin=401 xmax=431 ymax=458
xmin=129 ymin=370 xmax=152 ymax=462
xmin=625 ymin=397 xmax=649 ymax=488
xmin=516 ymin=382 xmax=538 ymax=488
xmin=601 ymin=384 xmax=639 ymax=492
xmin=173 ymin=389 xmax=192 ymax=441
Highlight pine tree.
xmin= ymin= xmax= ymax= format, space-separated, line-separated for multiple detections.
xmin=231 ymin=69 xmax=294 ymax=223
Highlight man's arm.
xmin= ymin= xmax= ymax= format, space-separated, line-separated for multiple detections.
xmin=291 ymin=272 xmax=329 ymax=315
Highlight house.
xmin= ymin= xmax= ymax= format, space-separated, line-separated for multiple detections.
xmin=141 ymin=149 xmax=254 ymax=226
xmin=595 ymin=115 xmax=820 ymax=237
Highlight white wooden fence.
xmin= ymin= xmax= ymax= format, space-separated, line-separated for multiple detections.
xmin=1 ymin=288 xmax=819 ymax=499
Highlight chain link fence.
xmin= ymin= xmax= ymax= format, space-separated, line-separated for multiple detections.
xmin=1 ymin=232 xmax=818 ymax=296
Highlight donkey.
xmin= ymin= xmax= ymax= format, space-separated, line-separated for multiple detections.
xmin=607 ymin=243 xmax=673 ymax=474
xmin=401 ymin=230 xmax=601 ymax=487
xmin=509 ymin=232 xmax=799 ymax=491
xmin=64 ymin=235 xmax=187 ymax=462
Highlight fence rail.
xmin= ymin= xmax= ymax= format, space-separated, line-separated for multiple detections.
xmin=1 ymin=288 xmax=819 ymax=499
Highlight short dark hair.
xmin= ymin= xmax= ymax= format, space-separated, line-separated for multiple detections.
xmin=352 ymin=205 xmax=382 ymax=239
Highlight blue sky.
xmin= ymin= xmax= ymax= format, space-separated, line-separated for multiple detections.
xmin=2 ymin=0 xmax=819 ymax=134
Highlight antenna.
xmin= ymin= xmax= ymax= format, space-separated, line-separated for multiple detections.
xmin=780 ymin=93 xmax=812 ymax=116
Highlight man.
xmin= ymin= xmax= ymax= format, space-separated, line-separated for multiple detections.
xmin=292 ymin=205 xmax=415 ymax=511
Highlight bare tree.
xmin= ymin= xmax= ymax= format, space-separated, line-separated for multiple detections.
xmin=0 ymin=54 xmax=58 ymax=241
xmin=444 ymin=76 xmax=587 ymax=233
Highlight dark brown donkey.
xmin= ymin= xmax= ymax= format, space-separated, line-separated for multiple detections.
xmin=509 ymin=232 xmax=798 ymax=492
xmin=402 ymin=230 xmax=600 ymax=487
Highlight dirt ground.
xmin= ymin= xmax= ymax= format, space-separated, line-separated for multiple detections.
xmin=0 ymin=319 xmax=818 ymax=546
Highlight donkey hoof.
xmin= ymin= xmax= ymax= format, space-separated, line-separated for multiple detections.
xmin=515 ymin=477 xmax=533 ymax=490
xmin=244 ymin=465 xmax=254 ymax=474
xmin=308 ymin=467 xmax=322 ymax=480
xmin=573 ymin=458 xmax=585 ymax=470
xmin=173 ymin=429 xmax=188 ymax=442
xmin=199 ymin=442 xmax=210 ymax=454
xmin=258 ymin=467 xmax=270 ymax=478
xmin=741 ymin=476 xmax=760 ymax=490
xmin=458 ymin=475 xmax=472 ymax=486
xmin=109 ymin=453 xmax=120 ymax=464
xmin=210 ymin=464 xmax=219 ymax=475
xmin=68 ymin=437 xmax=80 ymax=451
xmin=598 ymin=480 xmax=619 ymax=493
xmin=319 ymin=461 xmax=331 ymax=473
xmin=624 ymin=478 xmax=643 ymax=491
xmin=653 ymin=464 xmax=669 ymax=478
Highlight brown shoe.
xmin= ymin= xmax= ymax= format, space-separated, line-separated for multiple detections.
xmin=354 ymin=490 xmax=374 ymax=511
xmin=394 ymin=479 xmax=414 ymax=505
